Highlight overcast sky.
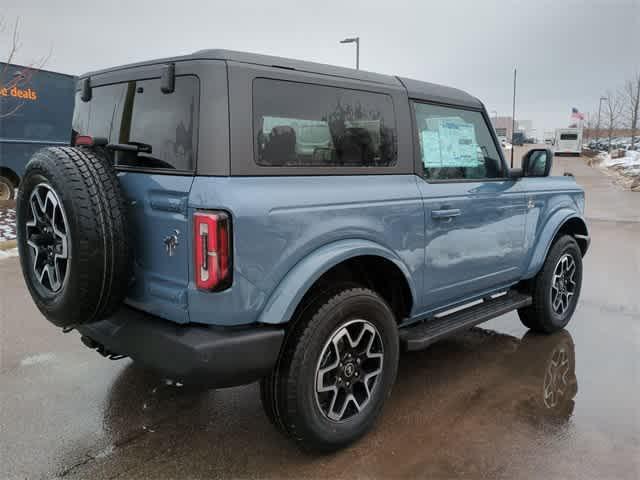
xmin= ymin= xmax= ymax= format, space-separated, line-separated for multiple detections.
xmin=3 ymin=0 xmax=639 ymax=134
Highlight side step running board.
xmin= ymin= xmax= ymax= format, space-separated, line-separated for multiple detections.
xmin=399 ymin=292 xmax=532 ymax=351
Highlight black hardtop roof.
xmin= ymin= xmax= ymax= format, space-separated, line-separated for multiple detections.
xmin=82 ymin=49 xmax=482 ymax=108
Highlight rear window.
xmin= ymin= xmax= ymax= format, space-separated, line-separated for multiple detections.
xmin=71 ymin=76 xmax=199 ymax=171
xmin=253 ymin=78 xmax=397 ymax=167
xmin=560 ymin=133 xmax=578 ymax=140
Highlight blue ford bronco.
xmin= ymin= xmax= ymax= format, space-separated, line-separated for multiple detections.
xmin=16 ymin=50 xmax=589 ymax=451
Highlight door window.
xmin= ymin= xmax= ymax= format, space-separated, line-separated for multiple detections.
xmin=413 ymin=102 xmax=503 ymax=180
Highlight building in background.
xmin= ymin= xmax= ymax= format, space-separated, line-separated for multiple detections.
xmin=516 ymin=119 xmax=533 ymax=139
xmin=490 ymin=116 xmax=534 ymax=143
xmin=491 ymin=116 xmax=513 ymax=142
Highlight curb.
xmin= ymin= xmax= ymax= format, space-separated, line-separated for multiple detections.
xmin=0 ymin=239 xmax=17 ymax=251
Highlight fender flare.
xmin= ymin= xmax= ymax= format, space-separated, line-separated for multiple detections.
xmin=523 ymin=209 xmax=589 ymax=279
xmin=257 ymin=239 xmax=417 ymax=325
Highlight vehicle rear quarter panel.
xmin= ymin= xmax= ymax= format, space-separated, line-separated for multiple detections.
xmin=188 ymin=175 xmax=424 ymax=326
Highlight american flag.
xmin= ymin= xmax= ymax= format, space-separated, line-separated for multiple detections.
xmin=571 ymin=107 xmax=585 ymax=121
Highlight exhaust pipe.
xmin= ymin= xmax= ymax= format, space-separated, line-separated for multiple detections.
xmin=80 ymin=335 xmax=127 ymax=360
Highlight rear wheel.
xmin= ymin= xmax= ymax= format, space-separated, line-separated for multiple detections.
xmin=260 ymin=287 xmax=399 ymax=452
xmin=518 ymin=235 xmax=582 ymax=333
xmin=0 ymin=175 xmax=15 ymax=201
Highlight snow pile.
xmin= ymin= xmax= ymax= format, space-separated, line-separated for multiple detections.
xmin=600 ymin=150 xmax=640 ymax=168
xmin=596 ymin=151 xmax=640 ymax=191
xmin=0 ymin=204 xmax=16 ymax=242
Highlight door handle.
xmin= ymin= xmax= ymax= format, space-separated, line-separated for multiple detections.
xmin=431 ymin=208 xmax=461 ymax=219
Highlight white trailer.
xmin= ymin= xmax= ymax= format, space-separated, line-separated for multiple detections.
xmin=554 ymin=128 xmax=582 ymax=156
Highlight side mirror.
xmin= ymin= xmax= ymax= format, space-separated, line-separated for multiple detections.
xmin=522 ymin=148 xmax=553 ymax=177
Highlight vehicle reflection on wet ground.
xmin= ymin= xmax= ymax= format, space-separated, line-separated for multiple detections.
xmin=1 ymin=158 xmax=639 ymax=479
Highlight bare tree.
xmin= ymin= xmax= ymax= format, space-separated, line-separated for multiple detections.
xmin=583 ymin=111 xmax=596 ymax=140
xmin=622 ymin=73 xmax=640 ymax=150
xmin=1 ymin=15 xmax=51 ymax=119
xmin=603 ymin=91 xmax=624 ymax=152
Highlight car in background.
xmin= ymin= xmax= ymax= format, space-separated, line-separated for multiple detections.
xmin=512 ymin=132 xmax=526 ymax=146
xmin=554 ymin=128 xmax=582 ymax=156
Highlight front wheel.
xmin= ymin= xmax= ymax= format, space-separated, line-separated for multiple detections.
xmin=260 ymin=287 xmax=399 ymax=452
xmin=518 ymin=235 xmax=583 ymax=333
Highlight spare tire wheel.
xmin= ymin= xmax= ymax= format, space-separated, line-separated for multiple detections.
xmin=16 ymin=147 xmax=130 ymax=328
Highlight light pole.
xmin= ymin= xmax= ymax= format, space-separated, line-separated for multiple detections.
xmin=596 ymin=96 xmax=606 ymax=142
xmin=340 ymin=37 xmax=360 ymax=70
xmin=490 ymin=110 xmax=498 ymax=127
xmin=511 ymin=68 xmax=517 ymax=168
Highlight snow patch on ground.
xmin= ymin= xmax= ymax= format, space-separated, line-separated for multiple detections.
xmin=20 ymin=353 xmax=56 ymax=366
xmin=0 ymin=204 xmax=16 ymax=242
xmin=600 ymin=150 xmax=640 ymax=168
xmin=0 ymin=247 xmax=19 ymax=260
xmin=594 ymin=152 xmax=640 ymax=191
xmin=93 ymin=445 xmax=115 ymax=459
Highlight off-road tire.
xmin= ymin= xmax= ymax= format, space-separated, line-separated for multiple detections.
xmin=260 ymin=281 xmax=360 ymax=433
xmin=0 ymin=175 xmax=15 ymax=201
xmin=518 ymin=235 xmax=582 ymax=333
xmin=260 ymin=287 xmax=399 ymax=452
xmin=16 ymin=147 xmax=130 ymax=328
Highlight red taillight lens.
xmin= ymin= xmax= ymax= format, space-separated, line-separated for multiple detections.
xmin=194 ymin=211 xmax=231 ymax=290
xmin=74 ymin=135 xmax=94 ymax=146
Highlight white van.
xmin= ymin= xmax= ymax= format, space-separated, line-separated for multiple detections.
xmin=554 ymin=128 xmax=582 ymax=156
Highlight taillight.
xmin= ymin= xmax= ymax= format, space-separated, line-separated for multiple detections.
xmin=74 ymin=135 xmax=95 ymax=146
xmin=74 ymin=135 xmax=108 ymax=147
xmin=194 ymin=211 xmax=232 ymax=290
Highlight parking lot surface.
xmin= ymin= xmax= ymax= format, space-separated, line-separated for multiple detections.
xmin=1 ymin=157 xmax=639 ymax=479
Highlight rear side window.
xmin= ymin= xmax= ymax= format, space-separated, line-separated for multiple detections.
xmin=560 ymin=133 xmax=578 ymax=140
xmin=87 ymin=83 xmax=127 ymax=140
xmin=253 ymin=78 xmax=397 ymax=167
xmin=413 ymin=102 xmax=504 ymax=180
xmin=72 ymin=76 xmax=199 ymax=171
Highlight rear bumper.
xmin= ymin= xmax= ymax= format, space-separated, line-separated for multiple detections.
xmin=77 ymin=306 xmax=285 ymax=388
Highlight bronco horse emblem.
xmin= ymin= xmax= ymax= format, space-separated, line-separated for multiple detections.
xmin=163 ymin=229 xmax=180 ymax=256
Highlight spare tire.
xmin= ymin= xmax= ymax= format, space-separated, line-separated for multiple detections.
xmin=16 ymin=147 xmax=130 ymax=328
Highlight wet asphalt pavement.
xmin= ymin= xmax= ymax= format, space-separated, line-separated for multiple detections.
xmin=1 ymin=157 xmax=639 ymax=479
